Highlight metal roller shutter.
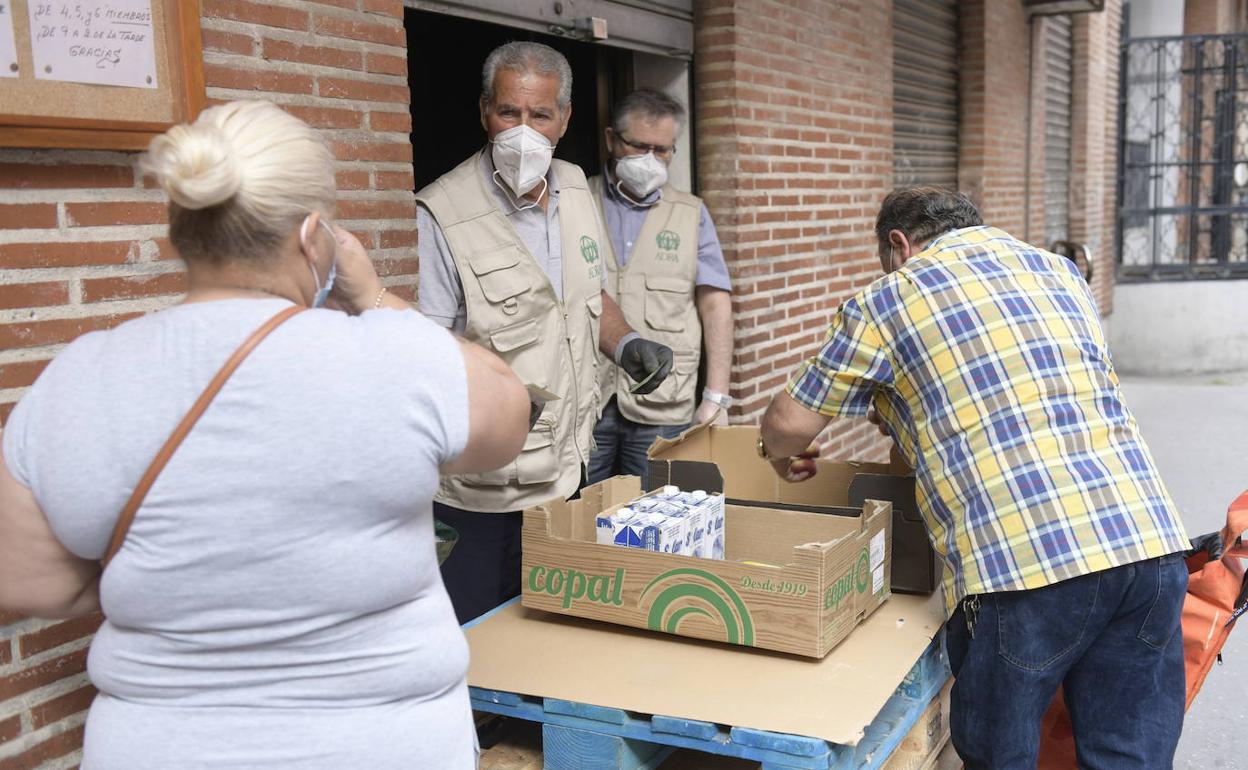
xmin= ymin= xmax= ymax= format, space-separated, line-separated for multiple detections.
xmin=1043 ymin=15 xmax=1074 ymax=245
xmin=893 ymin=0 xmax=960 ymax=188
xmin=407 ymin=0 xmax=693 ymax=59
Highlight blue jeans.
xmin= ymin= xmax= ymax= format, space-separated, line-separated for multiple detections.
xmin=945 ymin=554 xmax=1188 ymax=769
xmin=587 ymin=397 xmax=689 ymax=486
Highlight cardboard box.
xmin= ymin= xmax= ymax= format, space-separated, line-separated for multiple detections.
xmin=521 ymin=466 xmax=892 ymax=658
xmin=649 ymin=424 xmax=941 ymax=595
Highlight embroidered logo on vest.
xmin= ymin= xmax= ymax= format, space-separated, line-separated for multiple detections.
xmin=656 ymin=229 xmax=680 ymax=263
xmin=580 ymin=235 xmax=603 ymax=279
xmin=579 ymin=236 xmax=600 ymax=263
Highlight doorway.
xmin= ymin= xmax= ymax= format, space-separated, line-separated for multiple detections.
xmin=404 ymin=9 xmax=634 ymax=191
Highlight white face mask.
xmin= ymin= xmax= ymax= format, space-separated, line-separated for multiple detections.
xmin=614 ymin=151 xmax=668 ymax=202
xmin=490 ymin=124 xmax=554 ymax=201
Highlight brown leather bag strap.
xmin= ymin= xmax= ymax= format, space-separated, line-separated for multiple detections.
xmin=102 ymin=305 xmax=305 ymax=568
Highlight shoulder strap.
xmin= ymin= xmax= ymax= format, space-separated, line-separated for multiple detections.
xmin=102 ymin=305 xmax=305 ymax=567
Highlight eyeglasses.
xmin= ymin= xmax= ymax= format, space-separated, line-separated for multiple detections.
xmin=615 ymin=132 xmax=676 ymax=158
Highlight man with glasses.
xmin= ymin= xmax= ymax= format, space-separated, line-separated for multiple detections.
xmin=586 ymin=88 xmax=734 ymax=484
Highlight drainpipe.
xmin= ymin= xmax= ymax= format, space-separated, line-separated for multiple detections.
xmin=1024 ymin=14 xmax=1038 ymax=241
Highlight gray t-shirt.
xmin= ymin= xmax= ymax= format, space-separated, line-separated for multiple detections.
xmin=3 ymin=298 xmax=477 ymax=769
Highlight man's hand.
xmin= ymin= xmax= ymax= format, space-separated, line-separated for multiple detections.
xmin=769 ymin=442 xmax=820 ymax=483
xmin=1185 ymin=531 xmax=1225 ymax=562
xmin=867 ymin=406 xmax=890 ymax=437
xmin=620 ymin=337 xmax=673 ymax=395
xmin=694 ymin=400 xmax=729 ymax=426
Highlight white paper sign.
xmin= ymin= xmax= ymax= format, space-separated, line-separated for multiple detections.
xmin=870 ymin=529 xmax=886 ymax=570
xmin=28 ymin=0 xmax=157 ymax=89
xmin=0 ymin=2 xmax=18 ymax=77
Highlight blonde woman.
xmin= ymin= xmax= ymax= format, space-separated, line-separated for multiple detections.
xmin=0 ymin=100 xmax=528 ymax=769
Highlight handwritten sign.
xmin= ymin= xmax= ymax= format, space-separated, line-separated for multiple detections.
xmin=0 ymin=3 xmax=18 ymax=78
xmin=28 ymin=0 xmax=157 ymax=89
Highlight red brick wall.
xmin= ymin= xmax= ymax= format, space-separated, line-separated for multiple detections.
xmin=0 ymin=1 xmax=411 ymax=765
xmin=959 ymin=0 xmax=1120 ymax=316
xmin=959 ymin=0 xmax=1032 ymax=237
xmin=695 ymin=0 xmax=896 ymax=462
xmin=0 ymin=0 xmax=1130 ymax=765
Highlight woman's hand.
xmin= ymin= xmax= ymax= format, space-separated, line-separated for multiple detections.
xmin=328 ymin=225 xmax=383 ymax=315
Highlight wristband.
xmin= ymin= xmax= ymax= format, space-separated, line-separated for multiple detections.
xmin=701 ymin=388 xmax=733 ymax=409
xmin=614 ymin=331 xmax=640 ymax=366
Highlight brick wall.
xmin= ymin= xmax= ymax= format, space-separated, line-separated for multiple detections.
xmin=958 ymin=0 xmax=1120 ymax=316
xmin=695 ymin=0 xmax=896 ymax=462
xmin=1071 ymin=0 xmax=1122 ymax=314
xmin=0 ymin=0 xmax=1130 ymax=765
xmin=0 ymin=1 xmax=411 ymax=766
xmin=958 ymin=0 xmax=1032 ymax=237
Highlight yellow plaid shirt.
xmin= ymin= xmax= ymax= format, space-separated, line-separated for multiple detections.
xmin=788 ymin=226 xmax=1190 ymax=613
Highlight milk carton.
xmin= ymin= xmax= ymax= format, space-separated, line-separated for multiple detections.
xmin=596 ymin=506 xmax=641 ymax=547
xmin=669 ymin=493 xmax=707 ymax=558
xmin=682 ymin=490 xmax=725 ymax=559
xmin=633 ymin=510 xmax=685 ymax=553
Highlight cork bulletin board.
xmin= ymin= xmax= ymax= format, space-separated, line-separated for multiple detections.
xmin=0 ymin=0 xmax=204 ymax=150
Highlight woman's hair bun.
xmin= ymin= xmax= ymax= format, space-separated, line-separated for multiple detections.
xmin=142 ymin=121 xmax=243 ymax=210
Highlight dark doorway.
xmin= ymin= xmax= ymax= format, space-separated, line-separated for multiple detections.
xmin=405 ymin=9 xmax=633 ymax=191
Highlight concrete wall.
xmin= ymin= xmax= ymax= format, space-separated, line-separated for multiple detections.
xmin=1110 ymin=280 xmax=1248 ymax=374
xmin=1131 ymin=0 xmax=1186 ymax=36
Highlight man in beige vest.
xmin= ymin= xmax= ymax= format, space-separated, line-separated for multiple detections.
xmin=416 ymin=42 xmax=673 ymax=624
xmin=586 ymin=89 xmax=734 ymax=485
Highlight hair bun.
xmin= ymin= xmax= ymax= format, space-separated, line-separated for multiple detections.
xmin=144 ymin=122 xmax=243 ymax=210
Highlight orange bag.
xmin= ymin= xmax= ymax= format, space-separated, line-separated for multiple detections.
xmin=1036 ymin=491 xmax=1248 ymax=768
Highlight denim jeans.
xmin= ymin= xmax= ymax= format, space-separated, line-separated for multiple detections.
xmin=587 ymin=397 xmax=689 ymax=486
xmin=435 ymin=502 xmax=523 ymax=625
xmin=945 ymin=553 xmax=1188 ymax=769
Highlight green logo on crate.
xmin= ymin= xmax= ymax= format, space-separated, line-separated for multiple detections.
xmin=640 ymin=568 xmax=755 ymax=646
xmin=528 ymin=565 xmax=624 ymax=609
xmin=579 ymin=235 xmax=600 ymax=263
xmin=823 ymin=547 xmax=872 ymax=611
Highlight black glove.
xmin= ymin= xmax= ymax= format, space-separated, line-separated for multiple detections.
xmin=620 ymin=337 xmax=674 ymax=395
xmin=1185 ymin=531 xmax=1225 ymax=562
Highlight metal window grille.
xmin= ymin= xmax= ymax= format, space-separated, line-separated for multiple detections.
xmin=1117 ymin=34 xmax=1248 ymax=280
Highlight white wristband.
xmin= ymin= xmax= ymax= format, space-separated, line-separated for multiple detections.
xmin=702 ymin=388 xmax=733 ymax=408
xmin=614 ymin=332 xmax=641 ymax=366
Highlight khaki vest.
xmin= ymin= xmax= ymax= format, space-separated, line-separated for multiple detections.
xmin=418 ymin=152 xmax=604 ymax=512
xmin=589 ymin=176 xmax=702 ymax=425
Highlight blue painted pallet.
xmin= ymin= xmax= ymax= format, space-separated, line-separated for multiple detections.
xmin=470 ymin=632 xmax=950 ymax=770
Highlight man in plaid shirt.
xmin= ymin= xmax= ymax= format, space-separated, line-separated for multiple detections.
xmin=760 ymin=187 xmax=1191 ymax=768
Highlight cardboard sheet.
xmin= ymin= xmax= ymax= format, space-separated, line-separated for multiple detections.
xmin=466 ymin=592 xmax=945 ymax=746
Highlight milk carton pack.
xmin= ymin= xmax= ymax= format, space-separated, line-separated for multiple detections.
xmin=597 ymin=485 xmax=725 ymax=558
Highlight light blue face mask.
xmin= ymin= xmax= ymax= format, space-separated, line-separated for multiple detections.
xmin=302 ymin=216 xmax=338 ymax=308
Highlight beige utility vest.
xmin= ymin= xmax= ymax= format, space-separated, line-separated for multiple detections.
xmin=418 ymin=152 xmax=604 ymax=512
xmin=589 ymin=176 xmax=702 ymax=425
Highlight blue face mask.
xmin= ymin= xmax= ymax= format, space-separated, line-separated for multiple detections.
xmin=302 ymin=217 xmax=338 ymax=308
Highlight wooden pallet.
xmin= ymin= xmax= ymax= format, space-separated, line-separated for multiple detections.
xmin=480 ymin=679 xmax=958 ymax=770
xmin=471 ymin=632 xmax=951 ymax=770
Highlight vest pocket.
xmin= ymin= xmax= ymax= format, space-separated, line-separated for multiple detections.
xmin=469 ymin=245 xmax=529 ymax=303
xmin=489 ymin=318 xmax=540 ymax=353
xmin=461 ymin=424 xmax=560 ymax=487
xmin=637 ymin=350 xmax=699 ymax=406
xmin=515 ymin=424 xmax=561 ymax=485
xmin=643 ymin=275 xmax=691 ymax=333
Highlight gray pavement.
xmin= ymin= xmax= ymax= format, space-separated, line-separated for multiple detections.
xmin=1120 ymin=371 xmax=1248 ymax=769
